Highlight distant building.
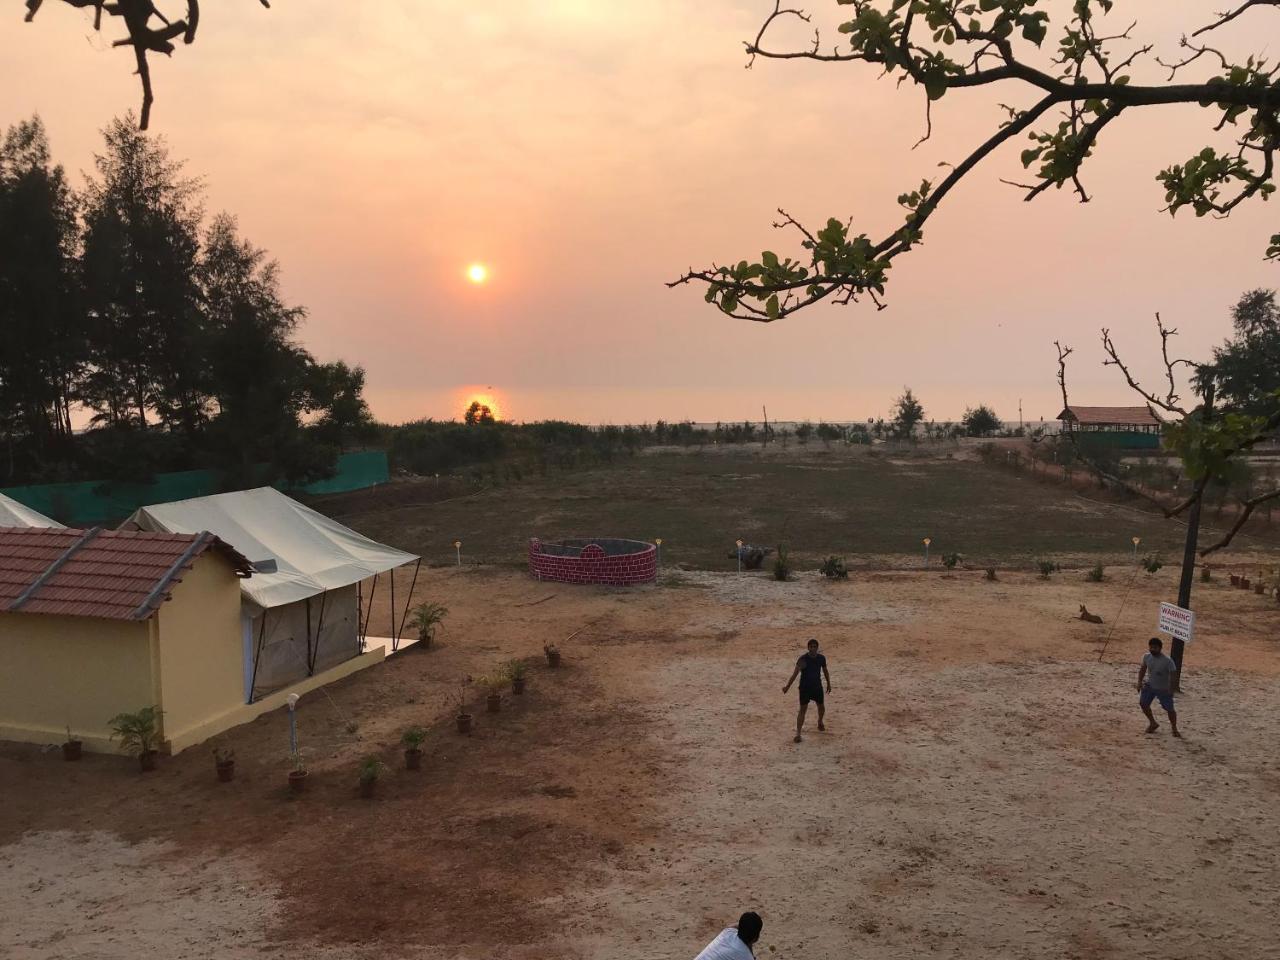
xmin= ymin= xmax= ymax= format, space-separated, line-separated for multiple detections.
xmin=1056 ymin=405 xmax=1164 ymax=449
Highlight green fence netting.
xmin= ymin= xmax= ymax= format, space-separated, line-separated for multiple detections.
xmin=1 ymin=450 xmax=389 ymax=527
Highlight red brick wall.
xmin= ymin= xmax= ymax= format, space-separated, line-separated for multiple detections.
xmin=528 ymin=539 xmax=656 ymax=586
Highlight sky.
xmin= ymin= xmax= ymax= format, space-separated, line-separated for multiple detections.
xmin=2 ymin=1 xmax=1276 ymax=426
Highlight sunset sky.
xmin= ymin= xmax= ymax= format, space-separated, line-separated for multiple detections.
xmin=3 ymin=1 xmax=1274 ymax=426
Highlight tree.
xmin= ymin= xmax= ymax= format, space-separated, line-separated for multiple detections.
xmin=671 ymin=2 xmax=1280 ymax=320
xmin=961 ymin=404 xmax=1003 ymax=437
xmin=464 ymin=401 xmax=496 ymax=425
xmin=1200 ymin=289 xmax=1280 ymax=417
xmin=0 ymin=115 xmax=82 ymax=479
xmin=892 ymin=387 xmax=924 ymax=439
xmin=23 ymin=0 xmax=272 ymax=130
xmin=80 ymin=116 xmax=206 ymax=435
xmin=1057 ymin=303 xmax=1280 ymax=557
xmin=795 ymin=420 xmax=814 ymax=444
xmin=199 ymin=213 xmax=333 ymax=488
xmin=310 ymin=360 xmax=375 ymax=449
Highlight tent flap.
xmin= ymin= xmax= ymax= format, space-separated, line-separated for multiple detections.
xmin=124 ymin=487 xmax=417 ymax=609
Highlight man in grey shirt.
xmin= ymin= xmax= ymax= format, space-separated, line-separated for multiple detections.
xmin=1138 ymin=636 xmax=1181 ymax=738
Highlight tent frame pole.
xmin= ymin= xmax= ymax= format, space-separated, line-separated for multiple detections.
xmin=395 ymin=559 xmax=421 ymax=651
xmin=248 ymin=609 xmax=269 ymax=703
xmin=360 ymin=573 xmax=378 ymax=650
xmin=390 ymin=570 xmax=397 ymax=652
xmin=307 ymin=590 xmax=329 ymax=675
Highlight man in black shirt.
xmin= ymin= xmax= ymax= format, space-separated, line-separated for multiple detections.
xmin=782 ymin=638 xmax=831 ymax=743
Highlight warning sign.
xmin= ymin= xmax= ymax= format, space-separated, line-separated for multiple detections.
xmin=1157 ymin=602 xmax=1195 ymax=643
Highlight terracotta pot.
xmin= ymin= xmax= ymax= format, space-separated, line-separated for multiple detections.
xmin=215 ymin=760 xmax=235 ymax=783
xmin=1200 ymin=567 xmax=1211 ymax=583
xmin=1241 ymin=578 xmax=1252 ymax=590
xmin=1255 ymin=582 xmax=1266 ymax=595
xmin=512 ymin=677 xmax=525 ymax=696
xmin=288 ymin=769 xmax=308 ymax=793
xmin=546 ymin=651 xmax=561 ymax=668
xmin=139 ymin=750 xmax=158 ymax=773
xmin=62 ymin=740 xmax=82 ymax=762
xmin=456 ymin=713 xmax=473 ymax=735
xmin=359 ymin=779 xmax=376 ymax=799
xmin=487 ymin=692 xmax=502 ymax=713
xmin=1230 ymin=574 xmax=1241 ymax=586
xmin=404 ymin=748 xmax=422 ymax=770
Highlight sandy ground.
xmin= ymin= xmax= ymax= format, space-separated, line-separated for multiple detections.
xmin=2 ymin=562 xmax=1279 ymax=959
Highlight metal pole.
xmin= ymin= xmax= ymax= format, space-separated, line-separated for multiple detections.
xmin=287 ymin=694 xmax=299 ymax=755
xmin=1172 ymin=383 xmax=1213 ymax=690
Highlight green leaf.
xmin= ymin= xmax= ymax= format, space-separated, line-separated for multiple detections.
xmin=766 ymin=295 xmax=780 ymax=320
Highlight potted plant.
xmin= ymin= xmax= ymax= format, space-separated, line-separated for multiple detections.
xmin=1230 ymin=573 xmax=1241 ymax=587
xmin=941 ymin=552 xmax=961 ymax=571
xmin=544 ymin=642 xmax=561 ymax=668
xmin=288 ymin=752 xmax=308 ymax=792
xmin=108 ymin=706 xmax=163 ymax=772
xmin=455 ymin=677 xmax=473 ymax=734
xmin=358 ymin=756 xmax=385 ymax=798
xmin=508 ymin=659 xmax=527 ymax=695
xmin=984 ymin=567 xmax=998 ymax=581
xmin=480 ymin=670 xmax=508 ymax=713
xmin=409 ymin=601 xmax=448 ymax=649
xmin=213 ymin=747 xmax=236 ymax=783
xmin=1200 ymin=565 xmax=1212 ymax=583
xmin=402 ymin=727 xmax=426 ymax=770
xmin=62 ymin=726 xmax=82 ymax=762
xmin=1241 ymin=576 xmax=1252 ymax=590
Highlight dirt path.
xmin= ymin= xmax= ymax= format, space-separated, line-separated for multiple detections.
xmin=2 ymin=565 xmax=1278 ymax=959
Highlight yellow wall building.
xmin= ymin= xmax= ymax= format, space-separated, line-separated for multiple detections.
xmin=0 ymin=526 xmax=384 ymax=754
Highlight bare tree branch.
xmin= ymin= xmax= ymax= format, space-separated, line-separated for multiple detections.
xmin=1200 ymin=486 xmax=1280 ymax=554
xmin=25 ymin=0 xmax=271 ymax=130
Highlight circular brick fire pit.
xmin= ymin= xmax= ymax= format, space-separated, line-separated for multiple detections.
xmin=528 ymin=537 xmax=657 ymax=586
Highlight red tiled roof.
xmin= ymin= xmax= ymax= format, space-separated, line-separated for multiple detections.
xmin=0 ymin=527 xmax=252 ymax=621
xmin=1057 ymin=405 xmax=1164 ymax=427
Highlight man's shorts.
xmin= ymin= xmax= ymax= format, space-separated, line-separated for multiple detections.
xmin=799 ymin=686 xmax=824 ymax=706
xmin=1140 ymin=685 xmax=1174 ymax=711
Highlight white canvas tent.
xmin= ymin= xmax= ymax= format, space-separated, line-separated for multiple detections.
xmin=0 ymin=494 xmax=63 ymax=528
xmin=125 ymin=487 xmax=419 ymax=701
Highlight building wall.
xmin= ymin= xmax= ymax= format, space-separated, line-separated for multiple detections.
xmin=154 ymin=551 xmax=248 ymax=751
xmin=0 ymin=613 xmax=153 ymax=751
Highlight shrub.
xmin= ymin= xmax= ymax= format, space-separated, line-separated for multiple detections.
xmin=941 ymin=551 xmax=961 ymax=570
xmin=1142 ymin=554 xmax=1164 ymax=574
xmin=1085 ymin=563 xmax=1106 ymax=582
xmin=507 ymin=659 xmax=527 ymax=680
xmin=401 ymin=727 xmax=427 ymax=750
xmin=819 ymin=555 xmax=848 ymax=579
xmin=410 ymin=601 xmax=448 ymax=645
xmin=358 ymin=756 xmax=385 ymax=785
xmin=479 ymin=668 xmax=510 ymax=694
xmin=108 ymin=706 xmax=163 ymax=756
xmin=772 ymin=544 xmax=791 ymax=582
xmin=1035 ymin=559 xmax=1059 ymax=579
xmin=984 ymin=567 xmax=998 ymax=581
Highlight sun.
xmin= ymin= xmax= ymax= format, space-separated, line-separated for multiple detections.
xmin=466 ymin=263 xmax=489 ymax=284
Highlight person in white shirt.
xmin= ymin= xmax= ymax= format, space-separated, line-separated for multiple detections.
xmin=694 ymin=912 xmax=763 ymax=959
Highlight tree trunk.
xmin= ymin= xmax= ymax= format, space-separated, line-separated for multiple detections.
xmin=1172 ymin=383 xmax=1214 ymax=690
